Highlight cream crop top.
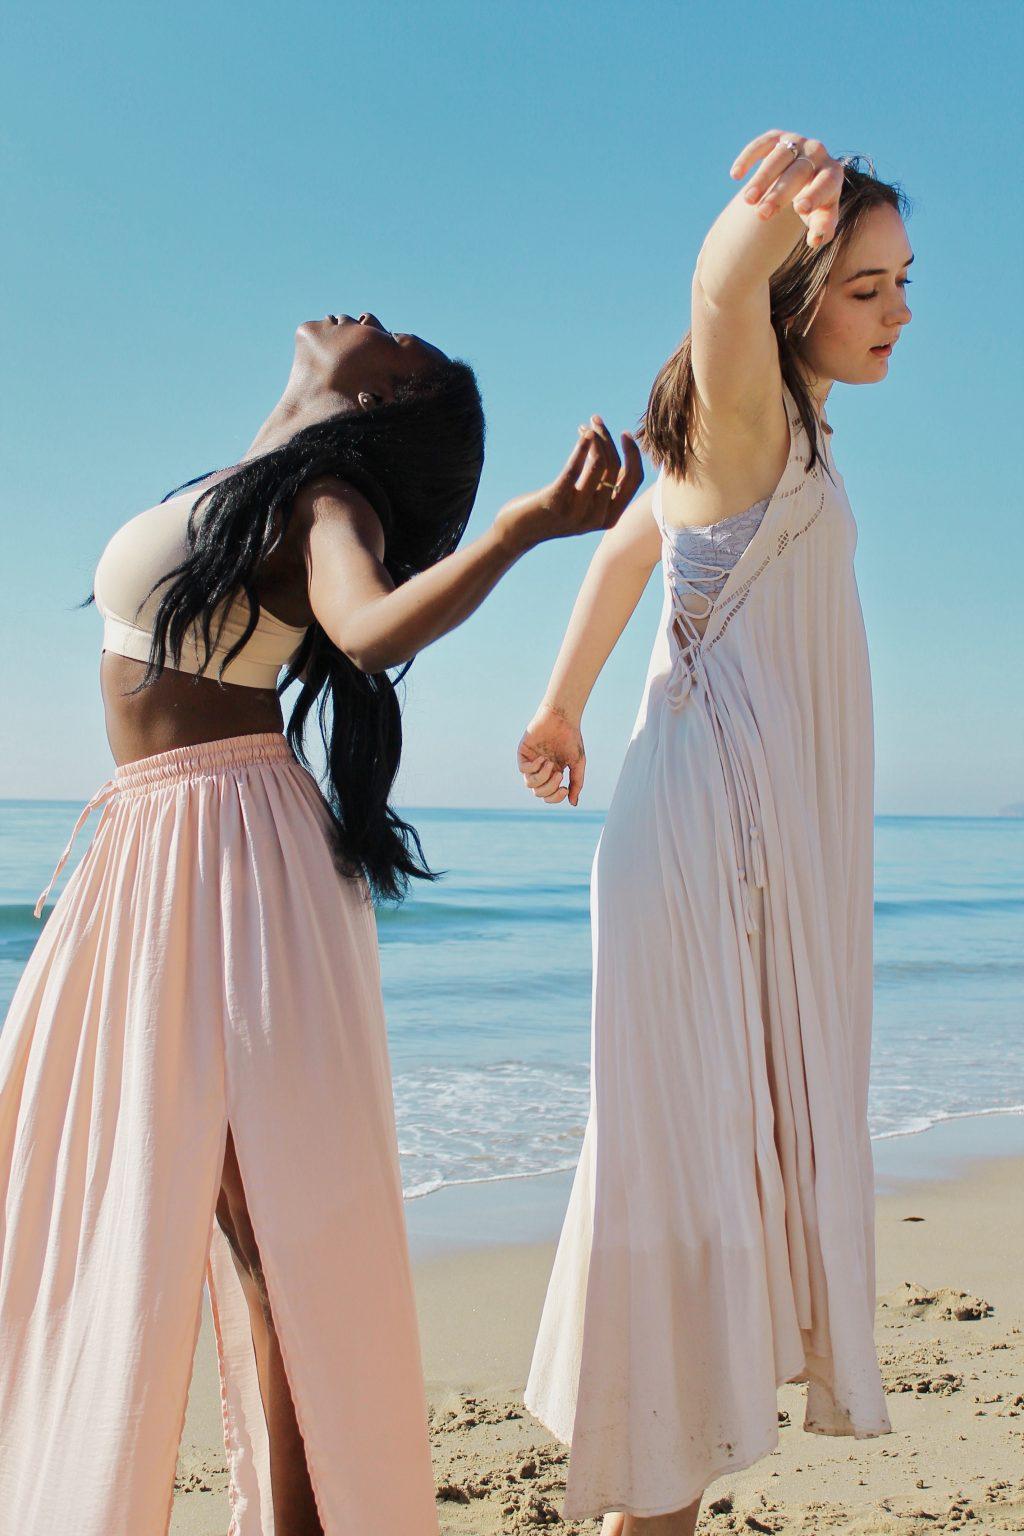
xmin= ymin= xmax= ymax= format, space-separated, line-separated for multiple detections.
xmin=94 ymin=471 xmax=309 ymax=689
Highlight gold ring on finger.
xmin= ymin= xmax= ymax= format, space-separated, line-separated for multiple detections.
xmin=597 ymin=477 xmax=617 ymax=491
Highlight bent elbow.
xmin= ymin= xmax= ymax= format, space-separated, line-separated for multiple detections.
xmin=337 ymin=637 xmax=407 ymax=675
xmin=340 ymin=641 xmax=384 ymax=674
xmin=321 ymin=615 xmax=384 ymax=674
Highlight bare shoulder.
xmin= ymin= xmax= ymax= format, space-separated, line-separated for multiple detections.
xmin=598 ymin=479 xmax=662 ymax=571
xmin=291 ymin=474 xmax=386 ymax=561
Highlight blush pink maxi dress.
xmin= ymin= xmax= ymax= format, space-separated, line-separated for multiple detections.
xmin=524 ymin=381 xmax=893 ymax=1521
xmin=0 ymin=730 xmax=439 ymax=1535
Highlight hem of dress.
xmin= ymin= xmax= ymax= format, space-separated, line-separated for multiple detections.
xmin=803 ymin=1417 xmax=893 ymax=1440
xmin=524 ymin=1393 xmax=780 ymax=1522
xmin=524 ymin=1368 xmax=891 ymax=1521
xmin=789 ymin=1364 xmax=893 ymax=1440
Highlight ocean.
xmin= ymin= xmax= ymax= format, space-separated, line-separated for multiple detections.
xmin=2 ymin=802 xmax=1022 ymax=1203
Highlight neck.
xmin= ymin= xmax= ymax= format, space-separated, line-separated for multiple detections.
xmin=794 ymin=362 xmax=834 ymax=433
xmin=242 ymin=385 xmax=354 ymax=462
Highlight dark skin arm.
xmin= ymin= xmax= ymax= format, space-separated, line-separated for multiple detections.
xmin=296 ymin=419 xmax=642 ymax=673
xmin=100 ymin=421 xmax=642 ymax=764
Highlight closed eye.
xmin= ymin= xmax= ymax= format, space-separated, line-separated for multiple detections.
xmin=853 ymin=279 xmax=912 ymax=301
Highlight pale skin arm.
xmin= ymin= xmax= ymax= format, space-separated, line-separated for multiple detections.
xmin=517 ymin=129 xmax=845 ymax=806
xmin=297 ymin=418 xmax=643 ymax=674
xmin=516 ymin=483 xmax=661 ymax=806
xmin=688 ymin=129 xmax=845 ymax=433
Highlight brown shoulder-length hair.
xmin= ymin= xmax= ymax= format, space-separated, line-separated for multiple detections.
xmin=637 ymin=155 xmax=912 ymax=480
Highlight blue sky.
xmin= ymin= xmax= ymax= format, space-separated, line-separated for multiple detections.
xmin=2 ymin=0 xmax=1021 ymax=814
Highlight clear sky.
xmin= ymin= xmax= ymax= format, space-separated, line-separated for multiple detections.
xmin=3 ymin=0 xmax=1021 ymax=814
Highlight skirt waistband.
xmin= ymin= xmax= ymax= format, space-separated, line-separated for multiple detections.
xmin=113 ymin=730 xmax=295 ymax=794
xmin=34 ymin=732 xmax=297 ymax=920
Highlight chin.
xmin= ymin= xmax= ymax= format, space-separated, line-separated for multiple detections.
xmin=830 ymin=361 xmax=884 ymax=386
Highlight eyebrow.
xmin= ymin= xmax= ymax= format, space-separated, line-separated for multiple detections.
xmin=842 ymin=252 xmax=915 ymax=284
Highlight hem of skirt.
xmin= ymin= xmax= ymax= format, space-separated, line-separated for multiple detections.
xmin=206 ymin=1246 xmax=247 ymax=1535
xmin=221 ymin=1128 xmax=333 ymax=1535
xmin=160 ymin=1127 xmax=232 ymax=1536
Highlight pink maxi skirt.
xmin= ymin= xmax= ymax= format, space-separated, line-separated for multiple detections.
xmin=0 ymin=730 xmax=438 ymax=1536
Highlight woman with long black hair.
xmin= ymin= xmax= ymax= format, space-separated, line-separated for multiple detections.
xmin=0 ymin=311 xmax=642 ymax=1536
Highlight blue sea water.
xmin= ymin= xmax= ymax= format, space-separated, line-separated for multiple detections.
xmin=1 ymin=802 xmax=1021 ymax=1201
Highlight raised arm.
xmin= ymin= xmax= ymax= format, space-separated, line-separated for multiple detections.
xmin=297 ymin=419 xmax=643 ymax=674
xmin=655 ymin=129 xmax=846 ymax=532
xmin=691 ymin=130 xmax=845 ymax=424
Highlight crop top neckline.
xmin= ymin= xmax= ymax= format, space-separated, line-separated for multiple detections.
xmin=93 ymin=471 xmax=310 ymax=689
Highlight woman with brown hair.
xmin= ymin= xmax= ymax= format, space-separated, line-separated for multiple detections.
xmin=517 ymin=131 xmax=913 ymax=1533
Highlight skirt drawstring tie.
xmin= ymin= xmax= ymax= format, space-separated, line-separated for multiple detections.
xmin=34 ymin=780 xmax=117 ymax=919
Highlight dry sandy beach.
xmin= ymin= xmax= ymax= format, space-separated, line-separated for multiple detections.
xmin=172 ymin=1121 xmax=1024 ymax=1534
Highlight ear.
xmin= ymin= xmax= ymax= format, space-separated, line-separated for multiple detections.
xmin=357 ymin=390 xmax=383 ymax=412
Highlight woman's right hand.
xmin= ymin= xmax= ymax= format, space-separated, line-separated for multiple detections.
xmin=517 ymin=703 xmax=586 ymax=807
xmin=494 ymin=416 xmax=643 ymax=557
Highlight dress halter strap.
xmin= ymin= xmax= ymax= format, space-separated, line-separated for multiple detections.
xmin=33 ymin=779 xmax=118 ymax=919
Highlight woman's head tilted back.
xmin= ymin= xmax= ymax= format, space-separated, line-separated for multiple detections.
xmin=285 ymin=312 xmax=486 ymax=569
xmin=639 ymin=156 xmax=913 ymax=479
xmin=121 ymin=313 xmax=486 ymax=904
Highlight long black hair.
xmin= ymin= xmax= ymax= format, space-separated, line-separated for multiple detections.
xmin=83 ymin=359 xmax=485 ymax=904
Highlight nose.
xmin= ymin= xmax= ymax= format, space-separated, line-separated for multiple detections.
xmin=358 ymin=312 xmax=386 ymax=331
xmin=890 ymin=293 xmax=912 ymax=327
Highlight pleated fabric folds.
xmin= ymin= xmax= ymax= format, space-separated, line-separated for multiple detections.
xmin=0 ymin=730 xmax=438 ymax=1536
xmin=525 ymin=384 xmax=892 ymax=1520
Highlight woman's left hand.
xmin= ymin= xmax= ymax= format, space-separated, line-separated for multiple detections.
xmin=730 ymin=129 xmax=845 ymax=249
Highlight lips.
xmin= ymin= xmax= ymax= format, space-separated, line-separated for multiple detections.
xmin=871 ymin=342 xmax=894 ymax=357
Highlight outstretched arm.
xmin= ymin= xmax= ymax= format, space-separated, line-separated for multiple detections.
xmin=298 ymin=419 xmax=643 ymax=673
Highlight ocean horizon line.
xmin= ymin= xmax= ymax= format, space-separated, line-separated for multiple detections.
xmin=0 ymin=796 xmax=1020 ymax=823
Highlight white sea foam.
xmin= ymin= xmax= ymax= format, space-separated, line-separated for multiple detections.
xmin=393 ymin=1053 xmax=1024 ymax=1200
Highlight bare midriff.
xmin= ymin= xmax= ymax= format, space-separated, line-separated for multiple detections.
xmin=99 ymin=654 xmax=290 ymax=767
xmin=98 ymin=515 xmax=315 ymax=768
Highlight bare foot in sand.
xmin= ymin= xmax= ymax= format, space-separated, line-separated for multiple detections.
xmin=601 ymin=1499 xmax=702 ymax=1535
